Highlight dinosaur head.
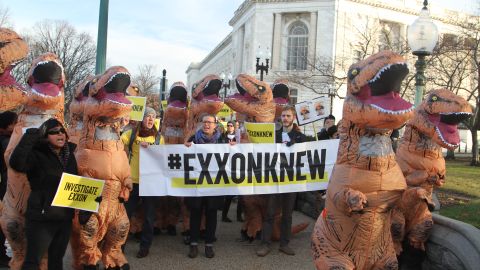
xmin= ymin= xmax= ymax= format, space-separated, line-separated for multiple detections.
xmin=411 ymin=89 xmax=472 ymax=149
xmin=168 ymin=81 xmax=188 ymax=109
xmin=0 ymin=28 xmax=29 ymax=111
xmin=25 ymin=52 xmax=65 ymax=110
xmin=344 ymin=50 xmax=413 ymax=129
xmin=191 ymin=74 xmax=223 ymax=114
xmin=87 ymin=66 xmax=132 ymax=119
xmin=271 ymin=79 xmax=290 ymax=118
xmin=225 ymin=74 xmax=275 ymax=122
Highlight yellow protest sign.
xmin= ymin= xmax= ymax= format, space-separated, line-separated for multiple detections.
xmin=51 ymin=173 xmax=105 ymax=212
xmin=244 ymin=122 xmax=276 ymax=143
xmin=217 ymin=104 xmax=233 ymax=118
xmin=127 ymin=96 xmax=147 ymax=121
xmin=161 ymin=100 xmax=168 ymax=110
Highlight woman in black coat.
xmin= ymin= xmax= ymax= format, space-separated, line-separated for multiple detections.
xmin=10 ymin=118 xmax=78 ymax=270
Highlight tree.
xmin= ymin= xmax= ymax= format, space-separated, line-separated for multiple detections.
xmin=13 ymin=20 xmax=96 ymax=119
xmin=132 ymin=64 xmax=161 ymax=113
xmin=0 ymin=5 xmax=11 ymax=28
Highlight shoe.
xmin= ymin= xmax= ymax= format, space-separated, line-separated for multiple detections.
xmin=222 ymin=217 xmax=233 ymax=223
xmin=188 ymin=245 xmax=198 ymax=258
xmin=279 ymin=245 xmax=295 ymax=256
xmin=205 ymin=246 xmax=215 ymax=258
xmin=167 ymin=225 xmax=177 ymax=236
xmin=83 ymin=265 xmax=99 ymax=270
xmin=237 ymin=216 xmax=244 ymax=222
xmin=136 ymin=247 xmax=149 ymax=258
xmin=153 ymin=227 xmax=162 ymax=235
xmin=256 ymin=243 xmax=271 ymax=257
xmin=120 ymin=264 xmax=130 ymax=270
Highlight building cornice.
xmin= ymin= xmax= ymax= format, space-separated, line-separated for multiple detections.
xmin=229 ymin=0 xmax=469 ymax=27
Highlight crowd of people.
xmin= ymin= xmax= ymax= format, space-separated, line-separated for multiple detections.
xmin=0 ymin=105 xmax=338 ymax=268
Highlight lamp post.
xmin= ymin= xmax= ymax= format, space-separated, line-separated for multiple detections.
xmin=220 ymin=72 xmax=233 ymax=100
xmin=159 ymin=69 xmax=167 ymax=119
xmin=407 ymin=0 xmax=439 ymax=106
xmin=256 ymin=46 xmax=271 ymax=81
xmin=95 ymin=0 xmax=109 ymax=74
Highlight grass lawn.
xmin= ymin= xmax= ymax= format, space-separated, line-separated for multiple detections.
xmin=438 ymin=158 xmax=480 ymax=228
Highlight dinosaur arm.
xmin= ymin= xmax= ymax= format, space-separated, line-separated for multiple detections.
xmin=405 ymin=170 xmax=429 ymax=186
xmin=332 ymin=187 xmax=368 ymax=215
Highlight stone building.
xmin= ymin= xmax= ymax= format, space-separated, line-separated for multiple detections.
xmin=186 ymin=0 xmax=473 ymax=135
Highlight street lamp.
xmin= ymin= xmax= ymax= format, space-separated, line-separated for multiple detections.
xmin=220 ymin=72 xmax=233 ymax=100
xmin=256 ymin=46 xmax=271 ymax=81
xmin=407 ymin=0 xmax=439 ymax=106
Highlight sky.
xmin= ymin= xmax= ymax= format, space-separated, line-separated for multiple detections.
xmin=1 ymin=0 xmax=477 ymax=85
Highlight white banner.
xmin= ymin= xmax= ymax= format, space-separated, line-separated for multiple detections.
xmin=139 ymin=140 xmax=339 ymax=196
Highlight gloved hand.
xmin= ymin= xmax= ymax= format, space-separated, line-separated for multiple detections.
xmin=94 ymin=196 xmax=102 ymax=203
xmin=78 ymin=210 xmax=93 ymax=225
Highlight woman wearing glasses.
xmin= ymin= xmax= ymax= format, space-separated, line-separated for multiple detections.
xmin=184 ymin=114 xmax=234 ymax=259
xmin=9 ymin=118 xmax=78 ymax=270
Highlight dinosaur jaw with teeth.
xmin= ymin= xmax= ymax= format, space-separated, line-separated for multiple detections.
xmin=427 ymin=112 xmax=472 ymax=149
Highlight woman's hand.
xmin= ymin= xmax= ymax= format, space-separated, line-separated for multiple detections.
xmin=140 ymin=141 xmax=149 ymax=148
xmin=229 ymin=141 xmax=236 ymax=146
xmin=184 ymin=141 xmax=192 ymax=147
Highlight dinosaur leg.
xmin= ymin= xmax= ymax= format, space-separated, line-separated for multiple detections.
xmin=390 ymin=207 xmax=405 ymax=255
xmin=77 ymin=214 xmax=103 ymax=267
xmin=101 ymin=207 xmax=129 ymax=269
xmin=0 ymin=209 xmax=26 ymax=270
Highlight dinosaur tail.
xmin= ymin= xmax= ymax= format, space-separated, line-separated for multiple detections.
xmin=292 ymin=222 xmax=309 ymax=235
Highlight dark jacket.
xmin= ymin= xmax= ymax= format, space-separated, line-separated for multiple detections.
xmin=276 ymin=127 xmax=308 ymax=145
xmin=187 ymin=132 xmax=228 ymax=144
xmin=9 ymin=129 xmax=77 ymax=221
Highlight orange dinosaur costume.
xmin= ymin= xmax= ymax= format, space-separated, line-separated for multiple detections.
xmin=392 ymin=89 xmax=472 ymax=259
xmin=68 ymin=76 xmax=94 ymax=145
xmin=311 ymin=51 xmax=414 ymax=270
xmin=1 ymin=52 xmax=65 ymax=270
xmin=225 ymin=74 xmax=307 ymax=241
xmin=72 ymin=66 xmax=132 ymax=270
xmin=0 ymin=28 xmax=28 ymax=111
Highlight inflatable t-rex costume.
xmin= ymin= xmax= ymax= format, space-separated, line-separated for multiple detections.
xmin=72 ymin=66 xmax=132 ymax=270
xmin=185 ymin=74 xmax=223 ymax=140
xmin=225 ymin=74 xmax=308 ymax=241
xmin=0 ymin=28 xmax=28 ymax=111
xmin=1 ymin=52 xmax=65 ymax=270
xmin=68 ymin=76 xmax=94 ymax=145
xmin=162 ymin=82 xmax=189 ymax=144
xmin=311 ymin=50 xmax=414 ymax=270
xmin=392 ymin=89 xmax=472 ymax=256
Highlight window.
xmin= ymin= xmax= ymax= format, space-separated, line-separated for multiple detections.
xmin=289 ymin=88 xmax=298 ymax=105
xmin=287 ymin=21 xmax=308 ymax=70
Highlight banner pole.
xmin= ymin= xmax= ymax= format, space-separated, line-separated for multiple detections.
xmin=312 ymin=121 xmax=318 ymax=141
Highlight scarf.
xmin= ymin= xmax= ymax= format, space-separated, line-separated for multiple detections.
xmin=139 ymin=125 xmax=157 ymax=138
xmin=49 ymin=143 xmax=70 ymax=169
xmin=194 ymin=129 xmax=221 ymax=144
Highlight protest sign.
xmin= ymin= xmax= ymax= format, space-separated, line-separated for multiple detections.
xmin=217 ymin=104 xmax=233 ymax=119
xmin=139 ymin=140 xmax=339 ymax=196
xmin=295 ymin=96 xmax=330 ymax=126
xmin=51 ymin=173 xmax=105 ymax=212
xmin=244 ymin=122 xmax=275 ymax=143
xmin=127 ymin=96 xmax=147 ymax=121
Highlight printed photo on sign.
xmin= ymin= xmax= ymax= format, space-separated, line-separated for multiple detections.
xmin=51 ymin=173 xmax=105 ymax=212
xmin=295 ymin=96 xmax=330 ymax=126
xmin=126 ymin=96 xmax=147 ymax=121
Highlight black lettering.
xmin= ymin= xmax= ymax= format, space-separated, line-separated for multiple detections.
xmin=197 ymin=153 xmax=213 ymax=185
xmin=64 ymin=182 xmax=73 ymax=191
xmin=214 ymin=153 xmax=229 ymax=185
xmin=247 ymin=153 xmax=262 ymax=183
xmin=231 ymin=153 xmax=245 ymax=184
xmin=264 ymin=153 xmax=278 ymax=183
xmin=132 ymin=105 xmax=144 ymax=112
xmin=68 ymin=192 xmax=74 ymax=200
xmin=279 ymin=153 xmax=295 ymax=182
xmin=307 ymin=149 xmax=326 ymax=180
xmin=184 ymin=154 xmax=196 ymax=185
xmin=296 ymin=151 xmax=307 ymax=181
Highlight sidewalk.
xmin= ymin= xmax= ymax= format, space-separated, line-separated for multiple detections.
xmin=2 ymin=203 xmax=317 ymax=270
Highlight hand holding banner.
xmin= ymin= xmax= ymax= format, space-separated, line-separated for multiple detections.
xmin=51 ymin=173 xmax=105 ymax=212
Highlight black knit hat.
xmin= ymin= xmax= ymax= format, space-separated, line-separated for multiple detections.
xmin=39 ymin=118 xmax=66 ymax=138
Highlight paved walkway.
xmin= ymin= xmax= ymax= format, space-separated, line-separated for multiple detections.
xmin=2 ymin=203 xmax=317 ymax=270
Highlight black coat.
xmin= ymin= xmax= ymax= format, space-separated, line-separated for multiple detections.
xmin=9 ymin=130 xmax=77 ymax=221
xmin=276 ymin=127 xmax=308 ymax=145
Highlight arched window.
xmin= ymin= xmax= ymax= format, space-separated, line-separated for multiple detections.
xmin=287 ymin=21 xmax=308 ymax=70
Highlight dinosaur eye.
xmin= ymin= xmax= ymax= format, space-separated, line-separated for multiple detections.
xmin=258 ymin=86 xmax=263 ymax=91
xmin=431 ymin=95 xmax=438 ymax=102
xmin=348 ymin=68 xmax=360 ymax=80
xmin=351 ymin=69 xmax=358 ymax=76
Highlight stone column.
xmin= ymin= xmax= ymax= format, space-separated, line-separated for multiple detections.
xmin=272 ymin=12 xmax=282 ymax=69
xmin=308 ymin=11 xmax=318 ymax=70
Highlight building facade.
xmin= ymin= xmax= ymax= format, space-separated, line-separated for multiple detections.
xmin=186 ymin=0 xmax=472 ymax=135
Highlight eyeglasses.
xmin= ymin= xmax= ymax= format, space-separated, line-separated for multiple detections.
xmin=47 ymin=127 xmax=66 ymax=135
xmin=202 ymin=121 xmax=215 ymax=125
xmin=227 ymin=124 xmax=234 ymax=127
